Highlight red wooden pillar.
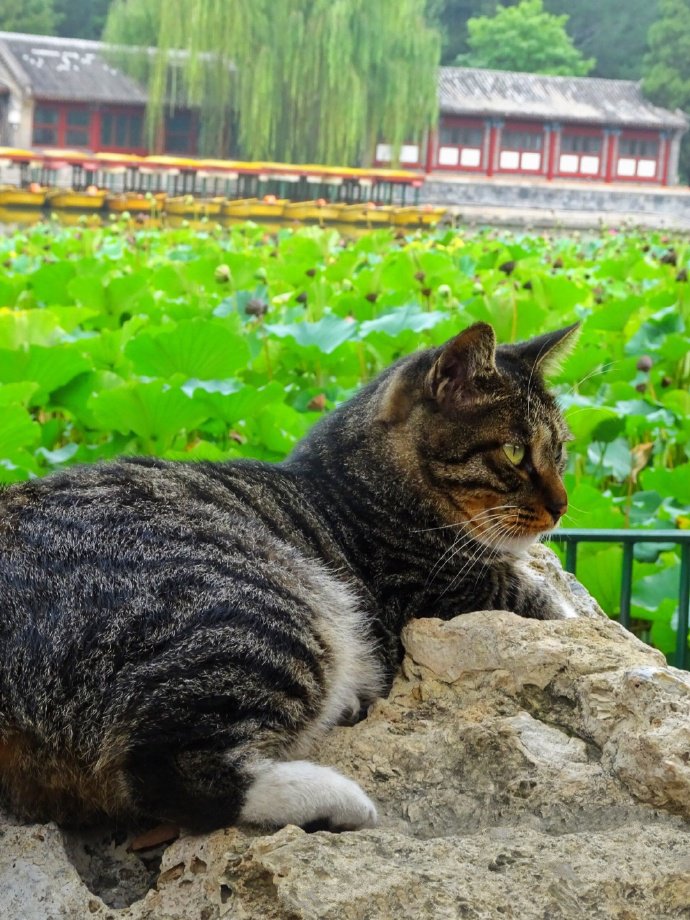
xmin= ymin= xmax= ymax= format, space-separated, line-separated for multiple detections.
xmin=604 ymin=128 xmax=618 ymax=183
xmin=660 ymin=131 xmax=671 ymax=186
xmin=424 ymin=126 xmax=437 ymax=174
xmin=486 ymin=119 xmax=501 ymax=177
xmin=89 ymin=107 xmax=100 ymax=152
xmin=546 ymin=122 xmax=559 ymax=180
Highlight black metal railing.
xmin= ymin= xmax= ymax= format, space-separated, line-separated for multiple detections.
xmin=548 ymin=529 xmax=690 ymax=670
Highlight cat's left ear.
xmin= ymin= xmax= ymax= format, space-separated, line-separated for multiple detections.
xmin=511 ymin=322 xmax=580 ymax=375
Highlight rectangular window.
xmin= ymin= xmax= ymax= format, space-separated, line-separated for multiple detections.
xmin=33 ymin=126 xmax=57 ymax=144
xmin=34 ymin=105 xmax=58 ymax=124
xmin=32 ymin=105 xmax=59 ymax=146
xmin=115 ymin=114 xmax=129 ymax=147
xmin=100 ymin=110 xmax=145 ymax=150
xmin=64 ymin=108 xmax=91 ymax=146
xmin=502 ymin=130 xmax=543 ymax=151
xmin=67 ymin=109 xmax=90 ymax=126
xmin=561 ymin=134 xmax=602 ymax=154
xmin=66 ymin=129 xmax=89 ymax=146
xmin=165 ymin=109 xmax=195 ymax=154
xmin=619 ymin=137 xmax=659 ymax=158
xmin=101 ymin=112 xmax=113 ymax=145
xmin=130 ymin=114 xmax=143 ymax=148
xmin=439 ymin=125 xmax=483 ymax=147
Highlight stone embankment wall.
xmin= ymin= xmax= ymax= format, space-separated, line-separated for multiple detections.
xmin=422 ymin=175 xmax=690 ymax=230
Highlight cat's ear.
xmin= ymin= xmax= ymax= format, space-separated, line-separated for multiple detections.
xmin=512 ymin=323 xmax=580 ymax=376
xmin=425 ymin=322 xmax=497 ymax=406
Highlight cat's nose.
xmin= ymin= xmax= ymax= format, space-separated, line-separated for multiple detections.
xmin=545 ymin=498 xmax=567 ymax=523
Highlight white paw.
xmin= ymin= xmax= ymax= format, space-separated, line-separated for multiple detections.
xmin=550 ymin=599 xmax=579 ymax=620
xmin=323 ymin=771 xmax=378 ymax=830
xmin=240 ymin=759 xmax=378 ymax=831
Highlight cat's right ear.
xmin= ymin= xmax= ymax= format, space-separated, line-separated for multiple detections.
xmin=425 ymin=322 xmax=497 ymax=407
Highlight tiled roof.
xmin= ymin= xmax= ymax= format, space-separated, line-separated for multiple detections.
xmin=0 ymin=32 xmax=147 ymax=104
xmin=439 ymin=67 xmax=688 ymax=130
xmin=1 ymin=34 xmax=686 ymax=131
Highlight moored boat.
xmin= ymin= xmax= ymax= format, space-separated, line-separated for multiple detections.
xmin=220 ymin=197 xmax=258 ymax=217
xmin=418 ymin=205 xmax=448 ymax=226
xmin=0 ymin=185 xmax=47 ymax=208
xmin=391 ymin=206 xmax=424 ymax=226
xmin=164 ymin=195 xmax=225 ymax=217
xmin=107 ymin=193 xmax=166 ymax=213
xmin=222 ymin=197 xmax=288 ymax=218
xmin=282 ymin=200 xmax=342 ymax=222
xmin=337 ymin=203 xmax=396 ymax=224
xmin=45 ymin=188 xmax=108 ymax=211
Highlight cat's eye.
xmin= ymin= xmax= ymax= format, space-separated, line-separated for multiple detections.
xmin=502 ymin=444 xmax=525 ymax=465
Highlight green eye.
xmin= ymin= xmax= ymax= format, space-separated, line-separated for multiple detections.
xmin=503 ymin=444 xmax=525 ymax=465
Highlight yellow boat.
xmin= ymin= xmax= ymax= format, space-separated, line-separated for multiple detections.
xmin=391 ymin=207 xmax=425 ymax=227
xmin=282 ymin=200 xmax=343 ymax=222
xmin=45 ymin=188 xmax=108 ymax=211
xmin=335 ymin=204 xmax=370 ymax=223
xmin=164 ymin=195 xmax=225 ymax=217
xmin=418 ymin=205 xmax=448 ymax=227
xmin=0 ymin=186 xmax=47 ymax=208
xmin=361 ymin=204 xmax=396 ymax=225
xmin=222 ymin=197 xmax=288 ymax=218
xmin=107 ymin=193 xmax=166 ymax=213
xmin=220 ymin=197 xmax=258 ymax=217
xmin=337 ymin=203 xmax=396 ymax=224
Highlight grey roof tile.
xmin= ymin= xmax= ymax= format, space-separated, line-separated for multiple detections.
xmin=0 ymin=31 xmax=147 ymax=104
xmin=439 ymin=67 xmax=688 ymax=130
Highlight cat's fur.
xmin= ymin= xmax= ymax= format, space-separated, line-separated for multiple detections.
xmin=0 ymin=321 xmax=577 ymax=832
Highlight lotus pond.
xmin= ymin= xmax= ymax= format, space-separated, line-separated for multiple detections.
xmin=1 ymin=218 xmax=689 ymax=657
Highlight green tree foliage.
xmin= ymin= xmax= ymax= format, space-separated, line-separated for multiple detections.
xmin=547 ymin=0 xmax=658 ymax=80
xmin=55 ymin=0 xmax=114 ymax=40
xmin=434 ymin=0 xmax=657 ymax=78
xmin=104 ymin=0 xmax=440 ymax=165
xmin=644 ymin=0 xmax=690 ymax=110
xmin=426 ymin=0 xmax=497 ymax=66
xmin=0 ymin=0 xmax=58 ymax=35
xmin=643 ymin=0 xmax=690 ymax=180
xmin=103 ymin=0 xmax=160 ymax=48
xmin=459 ymin=0 xmax=594 ymax=75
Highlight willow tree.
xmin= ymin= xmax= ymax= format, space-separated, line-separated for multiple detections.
xmin=103 ymin=0 xmax=440 ymax=165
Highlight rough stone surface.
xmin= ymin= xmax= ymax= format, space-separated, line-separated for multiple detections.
xmin=3 ymin=545 xmax=690 ymax=920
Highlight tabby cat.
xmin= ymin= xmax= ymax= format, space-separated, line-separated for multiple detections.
xmin=0 ymin=321 xmax=577 ymax=833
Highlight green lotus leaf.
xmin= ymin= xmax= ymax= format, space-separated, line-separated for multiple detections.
xmin=0 ymin=344 xmax=91 ymax=401
xmin=125 ymin=319 xmax=251 ymax=379
xmin=88 ymin=381 xmax=211 ymax=449
xmin=265 ymin=314 xmax=357 ymax=354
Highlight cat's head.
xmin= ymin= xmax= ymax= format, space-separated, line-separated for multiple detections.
xmin=376 ymin=322 xmax=578 ymax=552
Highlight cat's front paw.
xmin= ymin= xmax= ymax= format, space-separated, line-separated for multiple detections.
xmin=548 ymin=598 xmax=578 ymax=620
xmin=240 ymin=759 xmax=378 ymax=832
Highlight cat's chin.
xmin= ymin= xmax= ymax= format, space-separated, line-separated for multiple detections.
xmin=475 ymin=531 xmax=541 ymax=557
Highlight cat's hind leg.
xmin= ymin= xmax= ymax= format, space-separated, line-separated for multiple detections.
xmin=239 ymin=759 xmax=378 ymax=831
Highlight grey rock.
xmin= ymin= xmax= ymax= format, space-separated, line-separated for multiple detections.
xmin=2 ymin=544 xmax=690 ymax=919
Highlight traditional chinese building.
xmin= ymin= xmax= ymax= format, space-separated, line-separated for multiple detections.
xmin=377 ymin=67 xmax=688 ymax=186
xmin=0 ymin=32 xmax=199 ymax=156
xmin=0 ymin=32 xmax=686 ymax=186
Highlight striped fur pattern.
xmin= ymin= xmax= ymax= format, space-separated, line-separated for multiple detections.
xmin=0 ymin=322 xmax=577 ymax=832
